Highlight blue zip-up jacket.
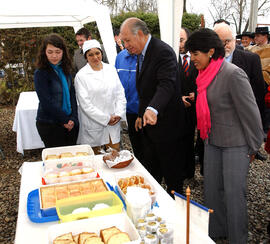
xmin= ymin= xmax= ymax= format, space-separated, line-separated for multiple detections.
xmin=34 ymin=67 xmax=79 ymax=126
xmin=115 ymin=49 xmax=139 ymax=114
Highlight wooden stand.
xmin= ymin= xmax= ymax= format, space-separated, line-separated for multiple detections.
xmin=186 ymin=186 xmax=190 ymax=244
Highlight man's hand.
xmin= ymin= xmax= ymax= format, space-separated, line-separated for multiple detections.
xmin=135 ymin=117 xmax=142 ymax=132
xmin=143 ymin=109 xmax=157 ymax=127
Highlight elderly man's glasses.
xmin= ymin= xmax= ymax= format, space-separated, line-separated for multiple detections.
xmin=222 ymin=39 xmax=232 ymax=46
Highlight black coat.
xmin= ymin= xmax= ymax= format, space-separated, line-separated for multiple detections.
xmin=232 ymin=48 xmax=266 ymax=121
xmin=178 ymin=57 xmax=198 ymax=129
xmin=136 ymin=37 xmax=186 ymax=142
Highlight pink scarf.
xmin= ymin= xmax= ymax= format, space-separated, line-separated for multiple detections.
xmin=196 ymin=58 xmax=224 ymax=139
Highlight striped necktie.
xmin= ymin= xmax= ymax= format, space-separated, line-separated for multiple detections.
xmin=182 ymin=54 xmax=189 ymax=76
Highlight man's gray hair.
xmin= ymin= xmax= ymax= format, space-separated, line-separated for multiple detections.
xmin=131 ymin=19 xmax=150 ymax=35
xmin=121 ymin=17 xmax=150 ymax=35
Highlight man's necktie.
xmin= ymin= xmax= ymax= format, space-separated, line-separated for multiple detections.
xmin=139 ymin=54 xmax=144 ymax=72
xmin=182 ymin=54 xmax=189 ymax=76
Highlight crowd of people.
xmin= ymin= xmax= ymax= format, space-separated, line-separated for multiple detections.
xmin=33 ymin=17 xmax=270 ymax=243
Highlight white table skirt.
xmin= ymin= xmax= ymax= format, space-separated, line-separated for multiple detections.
xmin=14 ymin=156 xmax=214 ymax=244
xmin=13 ymin=91 xmax=45 ymax=154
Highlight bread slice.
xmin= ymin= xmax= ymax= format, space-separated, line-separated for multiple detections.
xmin=53 ymin=240 xmax=76 ymax=244
xmin=54 ymin=232 xmax=73 ymax=241
xmin=100 ymin=226 xmax=121 ymax=244
xmin=79 ymin=232 xmax=98 ymax=244
xmin=84 ymin=236 xmax=104 ymax=244
xmin=73 ymin=234 xmax=79 ymax=244
xmin=107 ymin=232 xmax=130 ymax=244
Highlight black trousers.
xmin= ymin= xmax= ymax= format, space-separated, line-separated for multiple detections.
xmin=141 ymin=129 xmax=185 ymax=196
xmin=36 ymin=121 xmax=79 ymax=148
xmin=126 ymin=113 xmax=144 ymax=163
xmin=182 ymin=127 xmax=196 ymax=179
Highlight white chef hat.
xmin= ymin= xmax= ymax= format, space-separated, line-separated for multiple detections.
xmin=83 ymin=39 xmax=101 ymax=55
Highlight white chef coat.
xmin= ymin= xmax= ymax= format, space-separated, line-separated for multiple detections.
xmin=75 ymin=62 xmax=126 ymax=147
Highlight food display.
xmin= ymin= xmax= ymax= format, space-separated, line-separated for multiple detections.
xmin=135 ymin=212 xmax=173 ymax=244
xmin=44 ymin=166 xmax=96 ymax=184
xmin=42 ymin=145 xmax=94 ymax=162
xmin=52 ymin=226 xmax=131 ymax=244
xmin=117 ymin=175 xmax=155 ymax=196
xmin=103 ymin=150 xmax=134 ymax=168
xmin=40 ymin=179 xmax=108 ymax=209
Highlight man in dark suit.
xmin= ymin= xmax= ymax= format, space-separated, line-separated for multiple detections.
xmin=179 ymin=27 xmax=199 ymax=179
xmin=214 ymin=23 xmax=266 ymax=160
xmin=120 ymin=17 xmax=186 ymax=195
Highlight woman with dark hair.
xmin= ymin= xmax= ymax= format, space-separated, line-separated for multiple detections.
xmin=34 ymin=33 xmax=79 ymax=148
xmin=185 ymin=28 xmax=263 ymax=243
xmin=74 ymin=40 xmax=126 ymax=154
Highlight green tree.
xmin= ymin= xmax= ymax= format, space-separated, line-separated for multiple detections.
xmin=111 ymin=11 xmax=160 ymax=38
xmin=182 ymin=12 xmax=202 ymax=32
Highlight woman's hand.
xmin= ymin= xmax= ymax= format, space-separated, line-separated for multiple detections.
xmin=63 ymin=120 xmax=74 ymax=131
xmin=108 ymin=115 xmax=121 ymax=126
xmin=249 ymin=154 xmax=255 ymax=163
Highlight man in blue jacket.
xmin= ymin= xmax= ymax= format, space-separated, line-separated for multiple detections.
xmin=115 ymin=49 xmax=143 ymax=162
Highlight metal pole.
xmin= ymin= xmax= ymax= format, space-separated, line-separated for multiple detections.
xmin=248 ymin=0 xmax=258 ymax=32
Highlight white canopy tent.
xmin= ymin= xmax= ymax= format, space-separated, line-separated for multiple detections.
xmin=157 ymin=0 xmax=184 ymax=60
xmin=0 ymin=0 xmax=117 ymax=64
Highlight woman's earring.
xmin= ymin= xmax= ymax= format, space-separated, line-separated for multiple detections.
xmin=209 ymin=55 xmax=212 ymax=58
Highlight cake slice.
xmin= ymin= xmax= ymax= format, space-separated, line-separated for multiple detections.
xmin=79 ymin=232 xmax=98 ymax=244
xmin=107 ymin=232 xmax=130 ymax=244
xmin=100 ymin=226 xmax=121 ymax=244
xmin=84 ymin=236 xmax=104 ymax=244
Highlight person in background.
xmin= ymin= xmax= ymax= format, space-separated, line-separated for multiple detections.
xmin=247 ymin=27 xmax=270 ymax=86
xmin=34 ymin=33 xmax=79 ymax=148
xmin=120 ymin=17 xmax=186 ymax=196
xmin=75 ymin=40 xmax=126 ymax=154
xmin=185 ymin=28 xmax=264 ymax=244
xmin=113 ymin=27 xmax=125 ymax=53
xmin=236 ymin=31 xmax=255 ymax=48
xmin=179 ymin=27 xmax=199 ymax=179
xmin=115 ymin=48 xmax=144 ymax=162
xmin=73 ymin=27 xmax=108 ymax=73
xmin=214 ymin=22 xmax=266 ymax=161
xmin=213 ymin=19 xmax=244 ymax=51
xmin=248 ymin=27 xmax=270 ymax=140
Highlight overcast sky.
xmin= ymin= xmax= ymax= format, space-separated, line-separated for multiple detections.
xmin=186 ymin=0 xmax=270 ymax=29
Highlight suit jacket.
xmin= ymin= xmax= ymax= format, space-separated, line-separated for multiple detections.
xmin=207 ymin=61 xmax=263 ymax=154
xmin=179 ymin=56 xmax=198 ymax=130
xmin=232 ymin=48 xmax=265 ymax=120
xmin=136 ymin=37 xmax=185 ymax=142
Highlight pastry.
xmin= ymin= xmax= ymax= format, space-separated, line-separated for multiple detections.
xmin=82 ymin=167 xmax=94 ymax=174
xmin=59 ymin=171 xmax=70 ymax=178
xmin=70 ymin=169 xmax=82 ymax=176
xmin=60 ymin=152 xmax=74 ymax=158
xmin=46 ymin=154 xmax=59 ymax=160
xmin=76 ymin=152 xmax=89 ymax=157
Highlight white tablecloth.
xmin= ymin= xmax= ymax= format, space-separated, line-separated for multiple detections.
xmin=12 ymin=91 xmax=45 ymax=154
xmin=14 ymin=156 xmax=214 ymax=244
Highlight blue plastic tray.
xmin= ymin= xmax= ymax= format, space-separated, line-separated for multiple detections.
xmin=27 ymin=189 xmax=59 ymax=223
